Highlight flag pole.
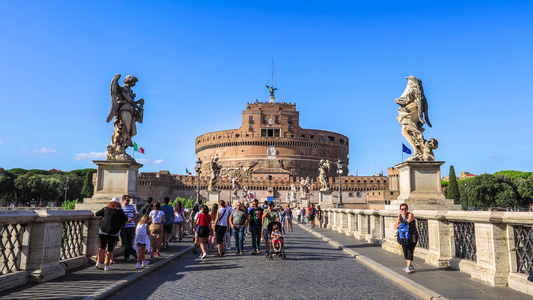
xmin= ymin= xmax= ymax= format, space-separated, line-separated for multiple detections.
xmin=401 ymin=143 xmax=403 ymax=162
xmin=133 ymin=141 xmax=135 ymax=159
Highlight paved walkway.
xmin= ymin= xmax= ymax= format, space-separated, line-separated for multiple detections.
xmin=109 ymin=225 xmax=417 ymax=300
xmin=301 ymin=224 xmax=531 ymax=299
xmin=0 ymin=236 xmax=194 ymax=300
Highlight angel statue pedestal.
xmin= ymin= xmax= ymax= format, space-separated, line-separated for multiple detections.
xmin=319 ymin=190 xmax=334 ymax=209
xmin=206 ymin=190 xmax=221 ymax=207
xmin=76 ymin=160 xmax=143 ymax=211
xmin=385 ymin=161 xmax=459 ymax=210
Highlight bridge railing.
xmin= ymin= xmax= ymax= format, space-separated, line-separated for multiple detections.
xmin=0 ymin=209 xmax=98 ymax=292
xmin=321 ymin=208 xmax=533 ymax=296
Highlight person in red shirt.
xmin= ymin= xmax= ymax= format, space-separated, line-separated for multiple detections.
xmin=196 ymin=205 xmax=212 ymax=259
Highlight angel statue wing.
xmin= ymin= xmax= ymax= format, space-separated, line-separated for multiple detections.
xmin=106 ymin=74 xmax=121 ymax=123
xmin=416 ymin=80 xmax=432 ymax=128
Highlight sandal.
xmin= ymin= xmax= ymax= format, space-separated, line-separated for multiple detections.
xmin=215 ymin=253 xmax=223 ymax=257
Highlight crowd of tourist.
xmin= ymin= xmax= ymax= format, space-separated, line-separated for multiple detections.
xmin=93 ymin=194 xmax=327 ymax=270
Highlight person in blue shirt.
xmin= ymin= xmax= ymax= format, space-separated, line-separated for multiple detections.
xmin=161 ymin=197 xmax=175 ymax=249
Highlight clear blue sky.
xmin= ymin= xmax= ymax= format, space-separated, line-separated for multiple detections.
xmin=1 ymin=1 xmax=532 ymax=177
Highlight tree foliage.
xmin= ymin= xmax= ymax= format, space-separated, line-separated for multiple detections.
xmin=172 ymin=196 xmax=197 ymax=209
xmin=447 ymin=166 xmax=460 ymax=204
xmin=494 ymin=170 xmax=533 ymax=179
xmin=80 ymin=172 xmax=95 ymax=200
xmin=0 ymin=168 xmax=96 ymax=205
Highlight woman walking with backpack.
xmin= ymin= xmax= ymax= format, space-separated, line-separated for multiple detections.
xmin=394 ymin=203 xmax=418 ymax=273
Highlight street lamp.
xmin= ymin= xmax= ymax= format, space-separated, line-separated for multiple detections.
xmin=195 ymin=158 xmax=203 ymax=206
xmin=336 ymin=158 xmax=345 ymax=209
xmin=64 ymin=176 xmax=69 ymax=203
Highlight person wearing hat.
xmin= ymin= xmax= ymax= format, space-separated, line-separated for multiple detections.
xmin=94 ymin=197 xmax=128 ymax=271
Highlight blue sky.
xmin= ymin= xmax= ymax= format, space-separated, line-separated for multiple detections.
xmin=1 ymin=1 xmax=532 ymax=177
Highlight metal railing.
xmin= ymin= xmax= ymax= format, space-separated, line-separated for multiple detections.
xmin=60 ymin=220 xmax=85 ymax=260
xmin=453 ymin=221 xmax=477 ymax=261
xmin=0 ymin=224 xmax=26 ymax=275
xmin=416 ymin=219 xmax=429 ymax=249
xmin=513 ymin=225 xmax=533 ymax=274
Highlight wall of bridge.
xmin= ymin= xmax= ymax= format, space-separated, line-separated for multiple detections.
xmin=321 ymin=208 xmax=533 ymax=296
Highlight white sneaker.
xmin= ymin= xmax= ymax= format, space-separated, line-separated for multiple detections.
xmin=403 ymin=267 xmax=412 ymax=274
xmin=136 ymin=263 xmax=142 ymax=269
xmin=201 ymin=252 xmax=207 ymax=259
xmin=225 ymin=247 xmax=231 ymax=250
xmin=142 ymin=260 xmax=150 ymax=266
xmin=261 ymin=238 xmax=265 ymax=242
xmin=95 ymin=262 xmax=102 ymax=269
xmin=104 ymin=265 xmax=113 ymax=271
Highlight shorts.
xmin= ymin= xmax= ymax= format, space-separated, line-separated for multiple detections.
xmin=263 ymin=228 xmax=269 ymax=238
xmin=280 ymin=216 xmax=286 ymax=223
xmin=286 ymin=217 xmax=293 ymax=224
xmin=174 ymin=221 xmax=184 ymax=225
xmin=309 ymin=214 xmax=315 ymax=221
xmin=99 ymin=234 xmax=118 ymax=252
xmin=215 ymin=225 xmax=227 ymax=244
xmin=163 ymin=223 xmax=173 ymax=233
xmin=198 ymin=226 xmax=210 ymax=238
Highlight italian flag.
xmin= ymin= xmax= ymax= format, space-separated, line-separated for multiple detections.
xmin=186 ymin=168 xmax=192 ymax=175
xmin=133 ymin=142 xmax=145 ymax=154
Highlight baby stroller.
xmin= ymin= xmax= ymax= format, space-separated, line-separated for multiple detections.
xmin=266 ymin=221 xmax=286 ymax=260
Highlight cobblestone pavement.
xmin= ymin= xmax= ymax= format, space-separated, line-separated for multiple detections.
xmin=110 ymin=226 xmax=419 ymax=300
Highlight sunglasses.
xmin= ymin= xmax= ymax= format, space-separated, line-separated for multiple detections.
xmin=400 ymin=208 xmax=407 ymax=211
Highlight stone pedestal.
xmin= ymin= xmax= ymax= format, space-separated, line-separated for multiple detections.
xmin=76 ymin=160 xmax=143 ymax=211
xmin=206 ymin=190 xmax=221 ymax=207
xmin=231 ymin=196 xmax=240 ymax=207
xmin=386 ymin=161 xmax=458 ymax=210
xmin=319 ymin=190 xmax=334 ymax=209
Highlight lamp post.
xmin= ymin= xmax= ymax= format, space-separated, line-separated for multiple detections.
xmin=336 ymin=158 xmax=345 ymax=209
xmin=64 ymin=176 xmax=69 ymax=203
xmin=195 ymin=158 xmax=203 ymax=206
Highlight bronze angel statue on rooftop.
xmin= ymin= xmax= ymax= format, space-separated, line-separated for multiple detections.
xmin=395 ymin=76 xmax=438 ymax=161
xmin=106 ymin=74 xmax=145 ymax=161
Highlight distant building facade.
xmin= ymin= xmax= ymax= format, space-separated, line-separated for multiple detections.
xmin=137 ymin=96 xmax=390 ymax=207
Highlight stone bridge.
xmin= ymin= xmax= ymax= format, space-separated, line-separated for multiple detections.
xmin=0 ymin=208 xmax=532 ymax=299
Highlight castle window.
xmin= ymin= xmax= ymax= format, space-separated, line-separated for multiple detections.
xmin=319 ymin=135 xmax=323 ymax=141
xmin=197 ymin=140 xmax=200 ymax=144
xmin=261 ymin=128 xmax=281 ymax=137
xmin=356 ymin=192 xmax=361 ymax=197
xmin=301 ymin=134 xmax=305 ymax=138
xmin=218 ymin=136 xmax=222 ymax=139
xmin=249 ymin=116 xmax=253 ymax=123
xmin=348 ymin=192 xmax=354 ymax=197
xmin=310 ymin=135 xmax=314 ymax=139
xmin=249 ymin=125 xmax=253 ymax=131
xmin=288 ymin=116 xmax=292 ymax=124
xmin=262 ymin=115 xmax=267 ymax=124
xmin=340 ymin=139 xmax=344 ymax=144
xmin=268 ymin=175 xmax=273 ymax=181
xmin=236 ymin=134 xmax=240 ymax=138
xmin=275 ymin=116 xmax=280 ymax=124
xmin=328 ymin=136 xmax=335 ymax=142
xmin=288 ymin=125 xmax=292 ymax=132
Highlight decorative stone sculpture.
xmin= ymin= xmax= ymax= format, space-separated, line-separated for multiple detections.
xmin=395 ymin=76 xmax=438 ymax=161
xmin=231 ymin=177 xmax=241 ymax=198
xmin=299 ymin=176 xmax=310 ymax=195
xmin=208 ymin=157 xmax=222 ymax=191
xmin=290 ymin=183 xmax=297 ymax=202
xmin=106 ymin=74 xmax=145 ymax=161
xmin=318 ymin=160 xmax=330 ymax=192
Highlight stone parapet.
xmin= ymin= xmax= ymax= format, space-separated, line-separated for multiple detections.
xmin=320 ymin=208 xmax=533 ymax=296
xmin=0 ymin=209 xmax=98 ymax=291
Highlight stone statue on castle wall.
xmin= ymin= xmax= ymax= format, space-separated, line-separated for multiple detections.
xmin=208 ymin=157 xmax=222 ymax=191
xmin=106 ymin=74 xmax=145 ymax=161
xmin=318 ymin=160 xmax=331 ymax=192
xmin=395 ymin=76 xmax=438 ymax=161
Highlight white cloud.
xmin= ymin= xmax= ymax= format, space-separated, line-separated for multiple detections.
xmin=136 ymin=158 xmax=165 ymax=165
xmin=0 ymin=140 xmax=4 ymax=145
xmin=20 ymin=147 xmax=60 ymax=155
xmin=74 ymin=152 xmax=106 ymax=161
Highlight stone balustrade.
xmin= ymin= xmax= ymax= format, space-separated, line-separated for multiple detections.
xmin=322 ymin=208 xmax=533 ymax=296
xmin=0 ymin=208 xmax=194 ymax=292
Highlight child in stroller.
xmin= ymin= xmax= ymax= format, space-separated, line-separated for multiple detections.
xmin=266 ymin=221 xmax=286 ymax=260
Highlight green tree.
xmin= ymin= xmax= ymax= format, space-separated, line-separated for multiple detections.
xmin=469 ymin=174 xmax=519 ymax=208
xmin=447 ymin=166 xmax=460 ymax=204
xmin=515 ymin=177 xmax=533 ymax=207
xmin=0 ymin=168 xmax=16 ymax=205
xmin=494 ymin=170 xmax=533 ymax=179
xmin=80 ymin=172 xmax=95 ymax=200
